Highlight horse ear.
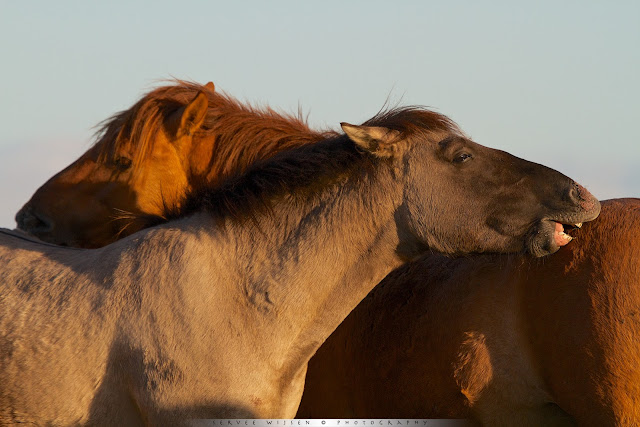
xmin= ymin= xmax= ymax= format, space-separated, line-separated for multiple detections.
xmin=341 ymin=123 xmax=401 ymax=158
xmin=178 ymin=91 xmax=209 ymax=138
xmin=204 ymin=81 xmax=215 ymax=92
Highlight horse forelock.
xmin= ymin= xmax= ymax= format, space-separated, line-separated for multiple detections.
xmin=93 ymin=93 xmax=170 ymax=170
xmin=364 ymin=106 xmax=465 ymax=140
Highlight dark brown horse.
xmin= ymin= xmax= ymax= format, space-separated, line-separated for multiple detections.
xmin=16 ymin=81 xmax=333 ymax=248
xmin=298 ymin=198 xmax=640 ymax=427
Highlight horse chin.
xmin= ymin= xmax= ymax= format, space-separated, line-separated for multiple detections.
xmin=526 ymin=219 xmax=574 ymax=257
xmin=19 ymin=227 xmax=90 ymax=249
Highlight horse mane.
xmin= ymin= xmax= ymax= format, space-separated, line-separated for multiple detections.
xmin=93 ymin=80 xmax=333 ymax=172
xmin=150 ymin=105 xmax=464 ymax=226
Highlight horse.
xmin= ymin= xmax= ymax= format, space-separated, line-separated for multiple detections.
xmin=16 ymin=80 xmax=334 ymax=248
xmin=0 ymin=104 xmax=599 ymax=424
xmin=298 ymin=198 xmax=640 ymax=427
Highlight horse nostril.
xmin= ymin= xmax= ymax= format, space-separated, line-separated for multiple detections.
xmin=567 ymin=182 xmax=586 ymax=203
xmin=568 ymin=185 xmax=578 ymax=203
xmin=567 ymin=182 xmax=597 ymax=212
xmin=15 ymin=207 xmax=30 ymax=229
xmin=15 ymin=207 xmax=53 ymax=233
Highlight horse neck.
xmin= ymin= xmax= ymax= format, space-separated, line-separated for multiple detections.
xmin=214 ymin=165 xmax=405 ymax=372
xmin=187 ymin=106 xmax=334 ymax=187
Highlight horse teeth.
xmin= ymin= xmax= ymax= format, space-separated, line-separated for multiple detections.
xmin=557 ymin=231 xmax=573 ymax=241
xmin=575 ymin=223 xmax=582 ymax=228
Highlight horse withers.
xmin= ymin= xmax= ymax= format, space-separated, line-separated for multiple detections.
xmin=1 ymin=104 xmax=599 ymax=423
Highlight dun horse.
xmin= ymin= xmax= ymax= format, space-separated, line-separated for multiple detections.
xmin=16 ymin=81 xmax=333 ymax=248
xmin=298 ymin=198 xmax=640 ymax=426
xmin=1 ymin=105 xmax=598 ymax=423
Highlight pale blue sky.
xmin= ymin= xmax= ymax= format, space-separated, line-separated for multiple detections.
xmin=1 ymin=1 xmax=639 ymax=227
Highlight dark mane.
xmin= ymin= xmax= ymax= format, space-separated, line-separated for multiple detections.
xmin=150 ymin=106 xmax=463 ymax=226
xmin=93 ymin=80 xmax=333 ymax=174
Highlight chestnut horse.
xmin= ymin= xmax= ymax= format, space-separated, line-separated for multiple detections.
xmin=16 ymin=81 xmax=334 ymax=248
xmin=0 ymin=105 xmax=598 ymax=424
xmin=298 ymin=198 xmax=640 ymax=427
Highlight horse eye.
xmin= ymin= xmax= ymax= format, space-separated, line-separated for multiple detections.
xmin=453 ymin=153 xmax=473 ymax=164
xmin=114 ymin=156 xmax=132 ymax=171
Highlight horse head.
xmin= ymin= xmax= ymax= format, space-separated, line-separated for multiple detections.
xmin=341 ymin=109 xmax=600 ymax=257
